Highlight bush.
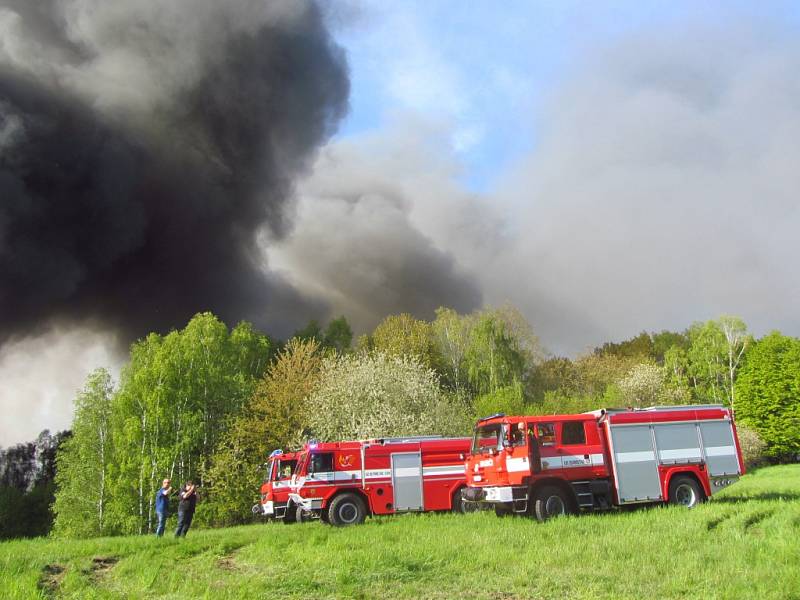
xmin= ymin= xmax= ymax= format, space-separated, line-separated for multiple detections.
xmin=736 ymin=424 xmax=768 ymax=469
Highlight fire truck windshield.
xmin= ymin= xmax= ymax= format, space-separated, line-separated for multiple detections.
xmin=295 ymin=452 xmax=309 ymax=476
xmin=270 ymin=458 xmax=297 ymax=481
xmin=471 ymin=423 xmax=505 ymax=454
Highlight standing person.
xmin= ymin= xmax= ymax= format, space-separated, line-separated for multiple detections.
xmin=174 ymin=480 xmax=198 ymax=538
xmin=155 ymin=477 xmax=173 ymax=537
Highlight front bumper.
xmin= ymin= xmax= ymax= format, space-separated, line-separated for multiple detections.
xmin=288 ymin=493 xmax=324 ymax=511
xmin=464 ymin=486 xmax=519 ymax=503
xmin=253 ymin=500 xmax=275 ymax=516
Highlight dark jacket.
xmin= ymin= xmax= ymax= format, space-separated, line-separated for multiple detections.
xmin=178 ymin=485 xmax=197 ymax=512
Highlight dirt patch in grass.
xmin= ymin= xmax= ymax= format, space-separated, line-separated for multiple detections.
xmin=217 ymin=555 xmax=238 ymax=571
xmin=38 ymin=564 xmax=66 ymax=596
xmin=90 ymin=556 xmax=119 ymax=580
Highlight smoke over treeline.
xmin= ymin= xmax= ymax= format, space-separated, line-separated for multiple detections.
xmin=0 ymin=0 xmax=349 ymax=345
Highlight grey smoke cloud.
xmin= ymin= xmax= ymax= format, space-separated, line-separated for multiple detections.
xmin=491 ymin=24 xmax=800 ymax=353
xmin=0 ymin=0 xmax=348 ymax=345
xmin=270 ymin=119 xmax=486 ymax=331
xmin=279 ymin=22 xmax=800 ymax=356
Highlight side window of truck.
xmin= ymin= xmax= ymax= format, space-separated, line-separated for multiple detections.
xmin=561 ymin=422 xmax=587 ymax=445
xmin=310 ymin=453 xmax=333 ymax=474
xmin=537 ymin=423 xmax=556 ymax=446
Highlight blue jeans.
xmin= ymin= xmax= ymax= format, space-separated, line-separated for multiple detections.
xmin=155 ymin=511 xmax=167 ymax=536
xmin=175 ymin=509 xmax=194 ymax=537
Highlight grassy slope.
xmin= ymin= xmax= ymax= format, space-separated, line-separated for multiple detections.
xmin=2 ymin=465 xmax=799 ymax=600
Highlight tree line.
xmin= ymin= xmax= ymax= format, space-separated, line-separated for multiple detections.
xmin=2 ymin=307 xmax=798 ymax=539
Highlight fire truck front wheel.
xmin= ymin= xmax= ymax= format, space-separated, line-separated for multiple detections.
xmin=327 ymin=493 xmax=367 ymax=527
xmin=668 ymin=475 xmax=705 ymax=509
xmin=532 ymin=485 xmax=575 ymax=522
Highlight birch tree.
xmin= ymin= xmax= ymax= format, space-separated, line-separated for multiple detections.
xmin=53 ymin=369 xmax=115 ymax=538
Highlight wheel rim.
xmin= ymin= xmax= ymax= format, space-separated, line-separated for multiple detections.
xmin=339 ymin=502 xmax=358 ymax=523
xmin=544 ymin=495 xmax=566 ymax=516
xmin=675 ymin=483 xmax=697 ymax=507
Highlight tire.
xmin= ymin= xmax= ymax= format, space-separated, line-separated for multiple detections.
xmin=295 ymin=507 xmax=309 ymax=523
xmin=532 ymin=485 xmax=574 ymax=522
xmin=320 ymin=508 xmax=330 ymax=524
xmin=451 ymin=487 xmax=476 ymax=513
xmin=328 ymin=493 xmax=367 ymax=527
xmin=282 ymin=504 xmax=297 ymax=525
xmin=668 ymin=475 xmax=704 ymax=509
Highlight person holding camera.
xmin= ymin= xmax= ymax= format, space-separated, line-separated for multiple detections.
xmin=154 ymin=477 xmax=173 ymax=537
xmin=174 ymin=480 xmax=198 ymax=537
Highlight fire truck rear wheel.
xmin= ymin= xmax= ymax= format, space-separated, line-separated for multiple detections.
xmin=532 ymin=485 xmax=574 ymax=522
xmin=668 ymin=475 xmax=704 ymax=508
xmin=451 ymin=487 xmax=474 ymax=513
xmin=328 ymin=493 xmax=367 ymax=527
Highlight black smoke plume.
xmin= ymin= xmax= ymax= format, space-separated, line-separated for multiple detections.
xmin=0 ymin=0 xmax=349 ymax=344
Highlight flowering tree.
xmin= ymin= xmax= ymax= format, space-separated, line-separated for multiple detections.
xmin=306 ymin=352 xmax=469 ymax=441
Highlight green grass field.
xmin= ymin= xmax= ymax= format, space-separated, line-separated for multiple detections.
xmin=2 ymin=464 xmax=799 ymax=599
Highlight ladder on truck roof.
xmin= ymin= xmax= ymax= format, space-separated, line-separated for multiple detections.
xmin=375 ymin=435 xmax=444 ymax=445
xmin=594 ymin=404 xmax=726 ymax=416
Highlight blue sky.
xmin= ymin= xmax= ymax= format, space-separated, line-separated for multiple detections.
xmin=333 ymin=1 xmax=800 ymax=191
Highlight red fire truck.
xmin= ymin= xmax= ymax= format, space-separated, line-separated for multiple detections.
xmin=287 ymin=436 xmax=472 ymax=526
xmin=252 ymin=449 xmax=299 ymax=522
xmin=463 ymin=405 xmax=744 ymax=520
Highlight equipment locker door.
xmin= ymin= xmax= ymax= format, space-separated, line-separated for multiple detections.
xmin=391 ymin=452 xmax=424 ymax=511
xmin=608 ymin=424 xmax=662 ymax=503
xmin=699 ymin=421 xmax=741 ymax=476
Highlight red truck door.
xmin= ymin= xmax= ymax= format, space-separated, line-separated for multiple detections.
xmin=536 ymin=420 xmax=604 ymax=479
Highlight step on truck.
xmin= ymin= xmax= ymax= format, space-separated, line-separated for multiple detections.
xmin=288 ymin=436 xmax=472 ymax=526
xmin=252 ymin=449 xmax=298 ymax=522
xmin=462 ymin=405 xmax=745 ymax=521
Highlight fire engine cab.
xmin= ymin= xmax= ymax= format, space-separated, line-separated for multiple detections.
xmin=287 ymin=436 xmax=471 ymax=526
xmin=252 ymin=449 xmax=299 ymax=522
xmin=463 ymin=405 xmax=744 ymax=521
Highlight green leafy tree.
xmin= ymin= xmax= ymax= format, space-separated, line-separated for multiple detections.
xmin=735 ymin=332 xmax=800 ymax=459
xmin=53 ymin=369 xmax=115 ymax=538
xmin=572 ymin=353 xmax=640 ymax=399
xmin=473 ymin=383 xmax=526 ymax=419
xmin=203 ymin=338 xmax=322 ymax=525
xmin=366 ymin=313 xmax=441 ymax=371
xmin=529 ymin=357 xmax=579 ymax=402
xmin=682 ymin=317 xmax=750 ymax=405
xmin=431 ymin=307 xmax=473 ymax=394
xmin=293 ymin=319 xmax=323 ymax=343
xmin=464 ymin=311 xmax=529 ymax=396
xmin=323 ymin=316 xmax=353 ymax=353
xmin=107 ymin=313 xmax=271 ymax=534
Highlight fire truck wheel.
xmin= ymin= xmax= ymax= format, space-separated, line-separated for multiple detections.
xmin=668 ymin=475 xmax=704 ymax=508
xmin=451 ymin=487 xmax=471 ymax=513
xmin=295 ymin=507 xmax=309 ymax=523
xmin=328 ymin=493 xmax=367 ymax=527
xmin=532 ymin=485 xmax=574 ymax=522
xmin=282 ymin=504 xmax=297 ymax=525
